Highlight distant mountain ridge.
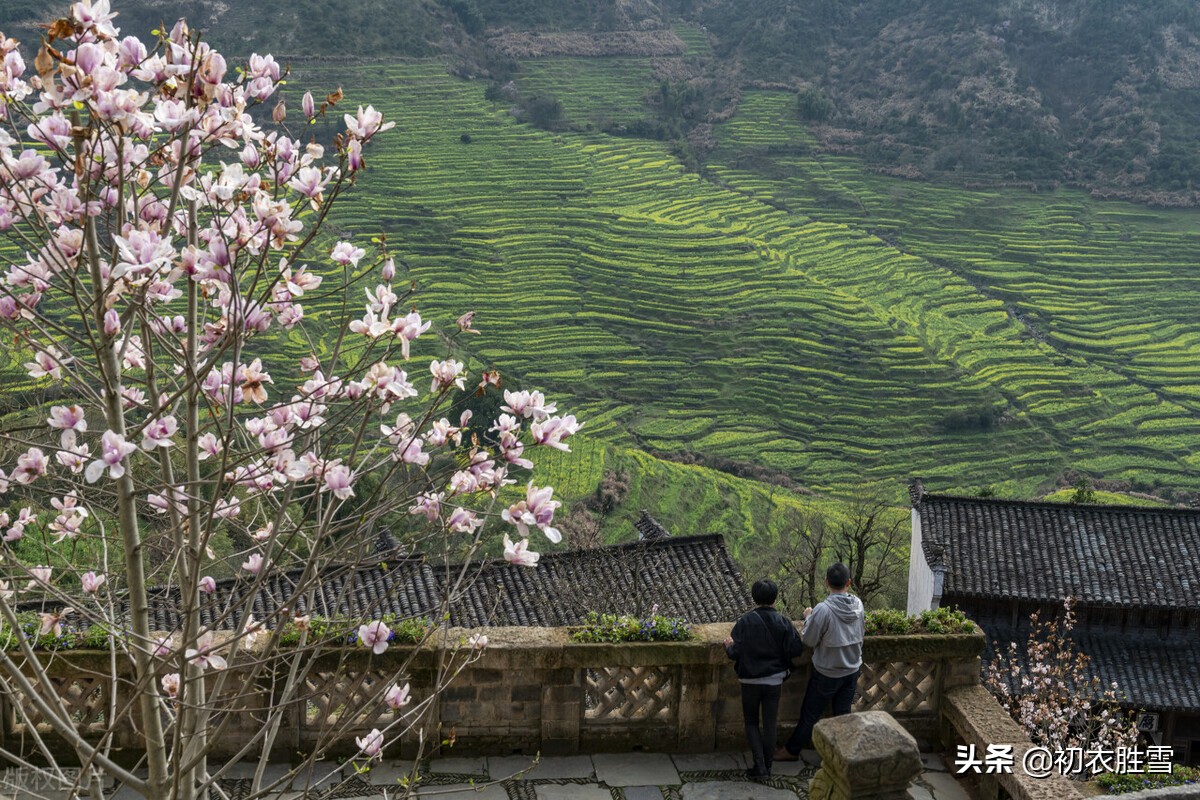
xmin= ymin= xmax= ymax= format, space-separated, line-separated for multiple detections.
xmin=5 ymin=0 xmax=1200 ymax=198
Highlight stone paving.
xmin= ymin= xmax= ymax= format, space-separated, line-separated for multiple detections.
xmin=110 ymin=750 xmax=970 ymax=800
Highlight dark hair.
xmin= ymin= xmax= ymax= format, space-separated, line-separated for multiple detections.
xmin=751 ymin=579 xmax=778 ymax=606
xmin=826 ymin=563 xmax=851 ymax=590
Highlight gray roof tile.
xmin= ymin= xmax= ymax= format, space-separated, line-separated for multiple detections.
xmin=914 ymin=490 xmax=1200 ymax=610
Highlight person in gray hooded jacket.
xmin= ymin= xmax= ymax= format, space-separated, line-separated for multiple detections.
xmin=775 ymin=562 xmax=864 ymax=761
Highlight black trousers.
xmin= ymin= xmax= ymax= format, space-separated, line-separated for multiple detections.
xmin=784 ymin=668 xmax=860 ymax=755
xmin=740 ymin=682 xmax=782 ymax=775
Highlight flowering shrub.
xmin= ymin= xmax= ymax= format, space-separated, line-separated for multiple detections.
xmin=984 ymin=598 xmax=1140 ymax=771
xmin=864 ymin=607 xmax=976 ymax=635
xmin=1095 ymin=764 xmax=1200 ymax=794
xmin=570 ymin=611 xmax=693 ymax=643
xmin=0 ymin=0 xmax=578 ymax=793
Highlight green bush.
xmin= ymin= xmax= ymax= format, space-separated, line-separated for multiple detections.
xmin=0 ymin=611 xmax=113 ymax=651
xmin=276 ymin=615 xmax=432 ymax=647
xmin=570 ymin=612 xmax=692 ymax=643
xmin=864 ymin=607 xmax=975 ymax=635
xmin=1095 ymin=764 xmax=1200 ymax=794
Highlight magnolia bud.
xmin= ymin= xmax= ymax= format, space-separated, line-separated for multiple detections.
xmin=103 ymin=309 xmax=120 ymax=337
xmin=381 ymin=258 xmax=395 ymax=282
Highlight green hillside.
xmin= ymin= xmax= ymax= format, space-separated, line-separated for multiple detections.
xmin=11 ymin=0 xmax=1200 ymax=196
xmin=279 ymin=62 xmax=1200 ymax=510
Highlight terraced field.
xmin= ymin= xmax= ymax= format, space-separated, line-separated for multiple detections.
xmin=515 ymin=57 xmax=658 ymax=128
xmin=707 ymin=91 xmax=1200 ymax=486
xmin=280 ymin=62 xmax=1200 ymax=511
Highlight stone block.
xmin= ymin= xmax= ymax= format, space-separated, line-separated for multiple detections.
xmin=592 ymin=753 xmax=680 ymax=787
xmin=681 ymin=782 xmax=799 ymax=800
xmin=512 ymin=684 xmax=542 ymax=702
xmin=430 ymin=756 xmax=487 ymax=775
xmin=416 ymin=783 xmax=509 ymax=799
xmin=444 ymin=685 xmax=479 ymax=702
xmin=472 ymin=669 xmax=502 ymax=684
xmin=489 ymin=754 xmax=594 ymax=780
xmin=811 ymin=711 xmax=922 ymax=800
xmin=535 ymin=786 xmax=613 ymax=800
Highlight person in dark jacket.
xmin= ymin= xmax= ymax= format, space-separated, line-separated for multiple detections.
xmin=724 ymin=579 xmax=805 ymax=780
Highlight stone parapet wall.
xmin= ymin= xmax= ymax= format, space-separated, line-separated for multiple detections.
xmin=941 ymin=685 xmax=1086 ymax=800
xmin=0 ymin=623 xmax=986 ymax=761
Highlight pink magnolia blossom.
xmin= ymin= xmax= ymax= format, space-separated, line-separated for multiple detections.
xmin=147 ymin=486 xmax=186 ymax=516
xmin=161 ymin=673 xmax=180 ymax=698
xmin=198 ymin=576 xmax=217 ymax=594
xmin=5 ymin=509 xmax=33 ymax=543
xmin=85 ymin=430 xmax=137 ymax=483
xmin=409 ymin=491 xmax=443 ymax=522
xmin=23 ymin=565 xmax=51 ymax=592
xmin=344 ymin=105 xmax=394 ymax=141
xmin=503 ymin=534 xmax=540 ymax=567
xmin=186 ymin=632 xmax=228 ymax=671
xmin=103 ymin=308 xmax=120 ymax=336
xmin=38 ymin=608 xmax=73 ymax=638
xmin=242 ymin=553 xmax=264 ymax=575
xmin=47 ymin=405 xmax=87 ymax=435
xmin=530 ymin=415 xmax=582 ymax=452
xmin=447 ymin=507 xmax=484 ymax=534
xmin=502 ymin=390 xmax=556 ymax=421
xmin=384 ymin=682 xmax=412 ymax=710
xmin=55 ymin=443 xmax=89 ymax=473
xmin=197 ymin=432 xmax=222 ymax=460
xmin=429 ymin=359 xmax=465 ymax=393
xmin=152 ymin=636 xmax=173 ymax=658
xmin=347 ymin=138 xmax=364 ymax=171
xmin=357 ymin=620 xmax=391 ymax=655
xmin=468 ymin=633 xmax=488 ymax=650
xmin=215 ymin=497 xmax=241 ymax=519
xmin=141 ymin=415 xmax=178 ymax=449
xmin=396 ymin=311 xmax=431 ymax=360
xmin=502 ymin=483 xmax=562 ymax=544
xmin=81 ymin=571 xmax=105 ymax=594
xmin=356 ymin=728 xmax=384 ymax=760
xmin=330 ymin=241 xmax=365 ymax=267
xmin=321 ymin=461 xmax=354 ymax=500
xmin=13 ymin=447 xmax=48 ymax=484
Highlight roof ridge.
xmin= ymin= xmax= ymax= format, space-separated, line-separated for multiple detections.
xmin=919 ymin=491 xmax=1196 ymax=515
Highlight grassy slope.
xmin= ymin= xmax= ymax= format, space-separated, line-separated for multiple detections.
xmin=284 ymin=62 xmax=1200 ymax=508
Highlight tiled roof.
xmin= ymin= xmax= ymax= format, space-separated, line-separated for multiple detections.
xmin=439 ymin=534 xmax=751 ymax=627
xmin=634 ymin=510 xmax=671 ymax=541
xmin=913 ymin=489 xmax=1200 ymax=609
xmin=34 ymin=533 xmax=749 ymax=632
xmin=982 ymin=623 xmax=1200 ymax=712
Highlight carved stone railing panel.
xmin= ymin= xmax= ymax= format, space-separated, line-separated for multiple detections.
xmin=583 ymin=666 xmax=675 ymax=722
xmin=14 ymin=676 xmax=108 ymax=735
xmin=302 ymin=669 xmax=401 ymax=732
xmin=855 ymin=660 xmax=938 ymax=713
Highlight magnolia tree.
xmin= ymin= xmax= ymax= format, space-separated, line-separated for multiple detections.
xmin=984 ymin=598 xmax=1139 ymax=776
xmin=0 ymin=1 xmax=579 ymax=797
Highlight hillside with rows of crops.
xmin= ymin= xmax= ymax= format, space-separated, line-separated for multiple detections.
xmin=247 ymin=61 xmax=1200 ymax=539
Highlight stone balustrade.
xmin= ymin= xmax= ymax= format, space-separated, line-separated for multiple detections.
xmin=0 ymin=622 xmax=986 ymax=765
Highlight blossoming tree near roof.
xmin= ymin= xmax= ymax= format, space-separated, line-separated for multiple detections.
xmin=0 ymin=0 xmax=579 ymax=796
